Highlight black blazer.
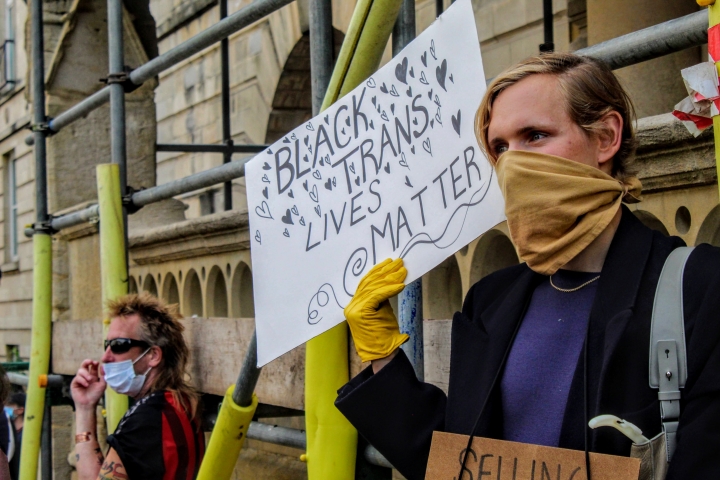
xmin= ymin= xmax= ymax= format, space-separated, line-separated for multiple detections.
xmin=336 ymin=207 xmax=720 ymax=480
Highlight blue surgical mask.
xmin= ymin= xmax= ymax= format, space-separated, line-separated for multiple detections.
xmin=103 ymin=348 xmax=152 ymax=397
xmin=4 ymin=406 xmax=14 ymax=420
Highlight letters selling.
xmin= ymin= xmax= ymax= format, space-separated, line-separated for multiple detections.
xmin=246 ymin=0 xmax=505 ymax=366
xmin=425 ymin=432 xmax=640 ymax=480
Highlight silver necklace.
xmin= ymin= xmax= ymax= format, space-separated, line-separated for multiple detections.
xmin=549 ymin=274 xmax=600 ymax=293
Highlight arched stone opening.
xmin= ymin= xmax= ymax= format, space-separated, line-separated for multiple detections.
xmin=183 ymin=269 xmax=204 ymax=317
xmin=142 ymin=274 xmax=158 ymax=296
xmin=264 ymin=29 xmax=344 ymax=143
xmin=128 ymin=276 xmax=138 ymax=294
xmin=231 ymin=262 xmax=255 ymax=318
xmin=424 ymin=255 xmax=463 ymax=320
xmin=162 ymin=274 xmax=180 ymax=308
xmin=470 ymin=229 xmax=519 ymax=286
xmin=207 ymin=266 xmax=229 ymax=318
xmin=633 ymin=210 xmax=669 ymax=236
xmin=696 ymin=204 xmax=720 ymax=246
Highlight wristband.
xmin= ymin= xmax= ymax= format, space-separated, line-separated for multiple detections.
xmin=75 ymin=432 xmax=93 ymax=444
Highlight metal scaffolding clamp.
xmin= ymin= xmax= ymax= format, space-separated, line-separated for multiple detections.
xmin=100 ymin=67 xmax=140 ymax=93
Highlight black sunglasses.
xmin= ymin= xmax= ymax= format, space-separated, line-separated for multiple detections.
xmin=104 ymin=338 xmax=150 ymax=354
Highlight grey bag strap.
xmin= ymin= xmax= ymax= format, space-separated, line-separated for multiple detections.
xmin=649 ymin=246 xmax=693 ymax=462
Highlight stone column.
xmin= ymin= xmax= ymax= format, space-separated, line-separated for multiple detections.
xmin=587 ymin=0 xmax=700 ymax=118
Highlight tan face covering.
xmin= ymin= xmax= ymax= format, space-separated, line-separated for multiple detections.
xmin=495 ymin=150 xmax=641 ymax=275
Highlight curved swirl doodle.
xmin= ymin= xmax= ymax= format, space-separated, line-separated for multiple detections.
xmin=343 ymin=248 xmax=369 ymax=296
xmin=307 ymin=283 xmax=343 ymax=325
xmin=399 ymin=169 xmax=494 ymax=258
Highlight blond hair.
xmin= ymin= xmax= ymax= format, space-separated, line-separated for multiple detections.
xmin=107 ymin=293 xmax=200 ymax=422
xmin=475 ymin=52 xmax=636 ymax=180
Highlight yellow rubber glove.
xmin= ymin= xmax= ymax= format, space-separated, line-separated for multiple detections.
xmin=344 ymin=258 xmax=408 ymax=362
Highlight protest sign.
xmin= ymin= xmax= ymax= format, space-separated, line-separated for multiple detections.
xmin=246 ymin=0 xmax=505 ymax=366
xmin=425 ymin=432 xmax=640 ymax=480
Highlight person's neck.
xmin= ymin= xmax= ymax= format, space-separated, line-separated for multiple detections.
xmin=13 ymin=418 xmax=22 ymax=431
xmin=562 ymin=208 xmax=622 ymax=273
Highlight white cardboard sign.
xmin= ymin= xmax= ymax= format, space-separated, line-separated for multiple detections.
xmin=247 ymin=0 xmax=505 ymax=366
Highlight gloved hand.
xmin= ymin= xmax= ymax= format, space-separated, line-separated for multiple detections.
xmin=344 ymin=258 xmax=408 ymax=362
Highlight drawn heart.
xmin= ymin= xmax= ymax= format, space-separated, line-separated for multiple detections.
xmin=380 ymin=83 xmax=389 ymax=94
xmin=303 ymin=180 xmax=309 ymax=191
xmin=411 ymin=145 xmax=416 ymax=154
xmin=372 ymin=96 xmax=377 ymax=106
xmin=262 ymin=186 xmax=268 ymax=199
xmin=261 ymin=174 xmax=270 ymax=183
xmin=255 ymin=201 xmax=273 ymax=219
xmin=262 ymin=162 xmax=271 ymax=170
xmin=355 ymin=176 xmax=361 ymax=186
xmin=306 ymin=123 xmax=315 ymax=131
xmin=435 ymin=107 xmax=443 ymax=125
xmin=377 ymin=104 xmax=382 ymax=114
xmin=399 ymin=153 xmax=409 ymax=169
xmin=428 ymin=88 xmax=433 ymax=99
xmin=308 ymin=145 xmax=313 ymax=154
xmin=291 ymin=205 xmax=299 ymax=216
xmin=413 ymin=118 xmax=418 ymax=125
xmin=290 ymin=133 xmax=297 ymax=140
xmin=332 ymin=177 xmax=337 ymax=187
xmin=345 ymin=117 xmax=350 ymax=127
xmin=430 ymin=39 xmax=437 ymax=60
xmin=381 ymin=111 xmax=389 ymax=121
xmin=254 ymin=230 xmax=261 ymax=244
xmin=423 ymin=137 xmax=432 ymax=156
xmin=314 ymin=205 xmax=321 ymax=217
xmin=303 ymin=154 xmax=309 ymax=163
xmin=406 ymin=86 xmax=413 ymax=97
xmin=420 ymin=71 xmax=429 ymax=85
xmin=324 ymin=178 xmax=333 ymax=191
xmin=421 ymin=51 xmax=428 ymax=67
xmin=366 ymin=77 xmax=376 ymax=88
xmin=384 ymin=163 xmax=391 ymax=174
xmin=341 ymin=128 xmax=346 ymax=135
xmin=299 ymin=216 xmax=306 ymax=226
xmin=313 ymin=170 xmax=322 ymax=180
xmin=390 ymin=85 xmax=400 ymax=97
xmin=324 ymin=114 xmax=329 ymax=125
xmin=430 ymin=119 xmax=435 ymax=128
xmin=449 ymin=74 xmax=454 ymax=84
xmin=405 ymin=176 xmax=413 ymax=188
xmin=395 ymin=57 xmax=408 ymax=84
xmin=319 ymin=158 xmax=324 ymax=166
xmin=436 ymin=59 xmax=448 ymax=91
xmin=451 ymin=109 xmax=461 ymax=136
xmin=281 ymin=209 xmax=294 ymax=225
xmin=288 ymin=189 xmax=294 ymax=198
xmin=349 ymin=163 xmax=356 ymax=174
xmin=391 ymin=104 xmax=395 ymax=114
xmin=267 ymin=148 xmax=273 ymax=154
xmin=304 ymin=136 xmax=310 ymax=146
xmin=434 ymin=95 xmax=441 ymax=107
xmin=283 ymin=228 xmax=290 ymax=238
xmin=409 ymin=67 xmax=415 ymax=78
xmin=309 ymin=184 xmax=319 ymax=202
xmin=283 ymin=137 xmax=290 ymax=144
xmin=369 ymin=120 xmax=375 ymax=130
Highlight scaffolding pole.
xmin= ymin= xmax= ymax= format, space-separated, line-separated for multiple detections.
xmin=19 ymin=0 xmax=52 ymax=478
xmin=391 ymin=0 xmax=424 ymax=383
xmin=220 ymin=0 xmax=233 ymax=211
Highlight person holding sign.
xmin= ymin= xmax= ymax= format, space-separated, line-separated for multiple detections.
xmin=335 ymin=53 xmax=720 ymax=480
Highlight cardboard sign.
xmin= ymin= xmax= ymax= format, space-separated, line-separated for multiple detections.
xmin=425 ymin=432 xmax=640 ymax=480
xmin=246 ymin=0 xmax=505 ymax=366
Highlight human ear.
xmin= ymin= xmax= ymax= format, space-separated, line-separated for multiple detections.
xmin=148 ymin=345 xmax=163 ymax=368
xmin=596 ymin=111 xmax=623 ymax=169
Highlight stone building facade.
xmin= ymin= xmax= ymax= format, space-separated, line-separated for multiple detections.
xmin=0 ymin=0 xmax=716 ymax=478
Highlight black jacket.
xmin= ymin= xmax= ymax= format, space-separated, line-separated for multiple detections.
xmin=336 ymin=208 xmax=720 ymax=480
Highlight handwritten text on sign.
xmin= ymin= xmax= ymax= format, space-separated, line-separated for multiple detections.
xmin=247 ymin=0 xmax=505 ymax=366
xmin=425 ymin=432 xmax=640 ymax=480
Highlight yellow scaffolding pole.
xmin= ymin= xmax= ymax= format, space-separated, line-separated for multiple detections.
xmin=18 ymin=233 xmax=52 ymax=480
xmin=305 ymin=1 xmax=403 ymax=478
xmin=97 ymin=163 xmax=129 ymax=432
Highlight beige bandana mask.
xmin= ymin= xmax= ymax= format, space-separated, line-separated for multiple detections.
xmin=495 ymin=150 xmax=641 ymax=275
